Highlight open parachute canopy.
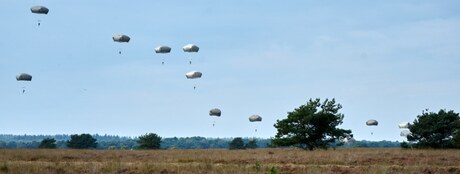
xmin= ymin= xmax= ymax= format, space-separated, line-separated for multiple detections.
xmin=249 ymin=115 xmax=262 ymax=122
xmin=366 ymin=119 xmax=378 ymax=126
xmin=31 ymin=6 xmax=49 ymax=14
xmin=209 ymin=108 xmax=222 ymax=117
xmin=112 ymin=34 xmax=130 ymax=42
xmin=154 ymin=46 xmax=171 ymax=53
xmin=400 ymin=130 xmax=411 ymax=137
xmin=398 ymin=122 xmax=410 ymax=128
xmin=185 ymin=71 xmax=202 ymax=79
xmin=182 ymin=44 xmax=199 ymax=52
xmin=16 ymin=73 xmax=32 ymax=81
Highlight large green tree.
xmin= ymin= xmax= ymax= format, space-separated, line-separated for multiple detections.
xmin=407 ymin=109 xmax=460 ymax=148
xmin=66 ymin=134 xmax=97 ymax=149
xmin=38 ymin=138 xmax=57 ymax=149
xmin=272 ymin=98 xmax=351 ymax=150
xmin=137 ymin=133 xmax=162 ymax=149
xmin=229 ymin=137 xmax=245 ymax=150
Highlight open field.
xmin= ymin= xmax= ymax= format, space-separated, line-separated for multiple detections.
xmin=0 ymin=148 xmax=459 ymax=174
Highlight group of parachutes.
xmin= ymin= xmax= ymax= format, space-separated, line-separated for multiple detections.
xmin=23 ymin=5 xmax=264 ymax=132
xmin=366 ymin=119 xmax=412 ymax=137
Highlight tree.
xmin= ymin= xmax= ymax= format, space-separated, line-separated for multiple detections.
xmin=229 ymin=137 xmax=245 ymax=150
xmin=39 ymin=138 xmax=57 ymax=149
xmin=137 ymin=133 xmax=162 ymax=149
xmin=272 ymin=98 xmax=351 ymax=150
xmin=245 ymin=139 xmax=258 ymax=149
xmin=66 ymin=134 xmax=97 ymax=149
xmin=453 ymin=129 xmax=460 ymax=148
xmin=407 ymin=109 xmax=460 ymax=148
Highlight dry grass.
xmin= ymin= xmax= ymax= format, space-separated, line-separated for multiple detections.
xmin=0 ymin=148 xmax=459 ymax=173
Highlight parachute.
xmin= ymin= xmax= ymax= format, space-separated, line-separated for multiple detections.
xmin=154 ymin=46 xmax=171 ymax=53
xmin=112 ymin=34 xmax=130 ymax=42
xmin=112 ymin=34 xmax=131 ymax=54
xmin=183 ymin=44 xmax=199 ymax=52
xmin=154 ymin=46 xmax=171 ymax=64
xmin=185 ymin=71 xmax=202 ymax=90
xmin=182 ymin=44 xmax=199 ymax=64
xmin=16 ymin=73 xmax=32 ymax=81
xmin=366 ymin=119 xmax=378 ymax=126
xmin=343 ymin=134 xmax=356 ymax=144
xmin=209 ymin=108 xmax=222 ymax=117
xmin=185 ymin=71 xmax=202 ymax=79
xmin=209 ymin=108 xmax=221 ymax=127
xmin=398 ymin=122 xmax=410 ymax=129
xmin=249 ymin=115 xmax=262 ymax=122
xmin=30 ymin=6 xmax=49 ymax=14
xmin=249 ymin=115 xmax=262 ymax=132
xmin=366 ymin=119 xmax=378 ymax=135
xmin=400 ymin=130 xmax=411 ymax=137
xmin=16 ymin=73 xmax=32 ymax=93
xmin=30 ymin=6 xmax=49 ymax=26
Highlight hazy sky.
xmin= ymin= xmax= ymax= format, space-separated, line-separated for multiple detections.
xmin=1 ymin=1 xmax=459 ymax=141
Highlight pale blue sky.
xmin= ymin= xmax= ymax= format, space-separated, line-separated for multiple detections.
xmin=1 ymin=1 xmax=459 ymax=141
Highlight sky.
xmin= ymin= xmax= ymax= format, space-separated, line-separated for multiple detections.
xmin=0 ymin=1 xmax=459 ymax=141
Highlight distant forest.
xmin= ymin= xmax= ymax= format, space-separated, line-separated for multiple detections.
xmin=0 ymin=134 xmax=401 ymax=149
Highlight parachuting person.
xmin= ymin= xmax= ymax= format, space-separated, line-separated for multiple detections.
xmin=185 ymin=71 xmax=202 ymax=90
xmin=249 ymin=115 xmax=262 ymax=132
xmin=182 ymin=44 xmax=199 ymax=64
xmin=154 ymin=46 xmax=171 ymax=65
xmin=366 ymin=119 xmax=378 ymax=135
xmin=209 ymin=108 xmax=221 ymax=127
xmin=30 ymin=6 xmax=49 ymax=26
xmin=112 ymin=34 xmax=130 ymax=54
xmin=16 ymin=73 xmax=32 ymax=93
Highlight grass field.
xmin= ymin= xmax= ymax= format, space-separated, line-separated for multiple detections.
xmin=0 ymin=148 xmax=459 ymax=174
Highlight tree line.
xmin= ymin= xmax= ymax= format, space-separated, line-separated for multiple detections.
xmin=2 ymin=98 xmax=458 ymax=150
xmin=0 ymin=134 xmax=401 ymax=149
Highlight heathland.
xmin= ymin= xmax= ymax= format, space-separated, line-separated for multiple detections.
xmin=0 ymin=148 xmax=459 ymax=174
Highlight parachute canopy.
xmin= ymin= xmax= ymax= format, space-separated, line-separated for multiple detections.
xmin=31 ymin=6 xmax=49 ymax=14
xmin=154 ymin=46 xmax=171 ymax=53
xmin=112 ymin=34 xmax=130 ymax=42
xmin=249 ymin=115 xmax=262 ymax=122
xmin=16 ymin=73 xmax=32 ymax=81
xmin=185 ymin=71 xmax=202 ymax=79
xmin=366 ymin=119 xmax=378 ymax=126
xmin=398 ymin=122 xmax=410 ymax=129
xmin=183 ymin=44 xmax=199 ymax=52
xmin=209 ymin=108 xmax=221 ymax=117
xmin=344 ymin=137 xmax=356 ymax=143
xmin=400 ymin=130 xmax=411 ymax=137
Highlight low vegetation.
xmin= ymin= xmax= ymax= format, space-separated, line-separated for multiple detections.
xmin=0 ymin=148 xmax=459 ymax=174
